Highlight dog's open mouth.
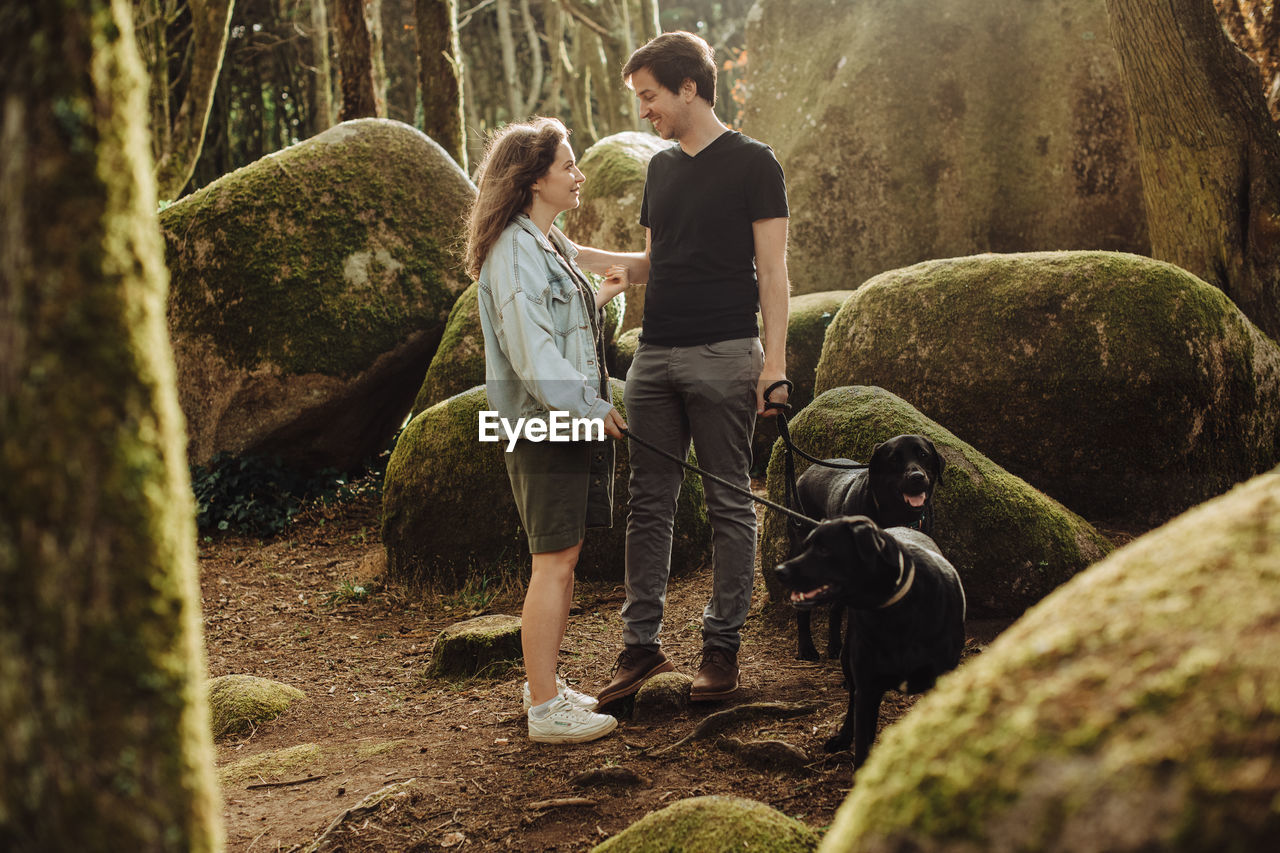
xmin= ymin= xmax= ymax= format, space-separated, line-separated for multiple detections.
xmin=788 ymin=584 xmax=834 ymax=609
xmin=903 ymin=492 xmax=927 ymax=509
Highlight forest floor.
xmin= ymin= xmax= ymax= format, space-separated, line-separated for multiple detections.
xmin=201 ymin=484 xmax=1020 ymax=852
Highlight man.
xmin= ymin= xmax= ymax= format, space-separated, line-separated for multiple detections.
xmin=576 ymin=31 xmax=790 ymax=704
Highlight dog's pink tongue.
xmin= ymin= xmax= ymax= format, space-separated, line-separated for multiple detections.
xmin=905 ymin=493 xmax=926 ymax=508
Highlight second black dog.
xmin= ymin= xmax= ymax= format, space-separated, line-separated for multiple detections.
xmin=788 ymin=434 xmax=946 ymax=660
xmin=775 ymin=515 xmax=965 ymax=767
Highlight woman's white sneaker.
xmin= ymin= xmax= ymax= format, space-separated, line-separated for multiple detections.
xmin=523 ymin=678 xmax=598 ymax=712
xmin=527 ymin=697 xmax=617 ymax=744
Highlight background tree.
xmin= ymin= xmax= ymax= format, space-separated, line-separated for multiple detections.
xmin=133 ymin=0 xmax=236 ymax=199
xmin=337 ymin=0 xmax=382 ymax=119
xmin=1214 ymin=0 xmax=1280 ymax=119
xmin=417 ymin=0 xmax=467 ymax=169
xmin=0 ymin=1 xmax=221 ymax=849
xmin=1107 ymin=0 xmax=1280 ymax=340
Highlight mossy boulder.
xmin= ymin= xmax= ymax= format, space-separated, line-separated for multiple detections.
xmin=563 ymin=131 xmax=669 ymax=332
xmin=761 ymin=387 xmax=1112 ymax=617
xmin=819 ymin=464 xmax=1280 ymax=853
xmin=753 ymin=290 xmax=853 ymax=468
xmin=608 ymin=327 xmax=643 ymax=379
xmin=594 ymin=795 xmax=819 ymax=852
xmin=426 ymin=614 xmax=522 ymax=679
xmin=412 ymin=280 xmax=625 ymax=417
xmin=161 ymin=118 xmax=475 ymax=471
xmin=742 ymin=0 xmax=1147 ymax=294
xmin=382 ymin=382 xmax=710 ymax=590
xmin=207 ymin=674 xmax=305 ymax=739
xmin=814 ymin=251 xmax=1280 ymax=527
xmin=633 ymin=672 xmax=693 ymax=721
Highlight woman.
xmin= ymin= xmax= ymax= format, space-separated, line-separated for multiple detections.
xmin=467 ymin=117 xmax=629 ymax=744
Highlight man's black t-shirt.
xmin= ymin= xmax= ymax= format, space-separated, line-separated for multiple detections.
xmin=639 ymin=130 xmax=788 ymax=347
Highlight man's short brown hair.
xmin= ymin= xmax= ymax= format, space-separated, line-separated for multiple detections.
xmin=622 ymin=31 xmax=717 ymax=107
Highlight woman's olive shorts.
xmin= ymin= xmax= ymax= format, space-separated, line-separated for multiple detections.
xmin=503 ymin=438 xmax=614 ymax=554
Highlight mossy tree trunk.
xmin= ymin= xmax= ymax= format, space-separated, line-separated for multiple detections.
xmin=416 ymin=0 xmax=467 ymax=170
xmin=0 ymin=2 xmax=221 ymax=850
xmin=1107 ymin=0 xmax=1280 ymax=341
xmin=337 ymin=0 xmax=381 ymax=120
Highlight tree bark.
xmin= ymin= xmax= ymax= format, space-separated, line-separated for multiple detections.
xmin=311 ymin=0 xmax=335 ymax=131
xmin=496 ymin=0 xmax=524 ymax=119
xmin=416 ymin=0 xmax=467 ymax=170
xmin=337 ymin=0 xmax=381 ymax=119
xmin=153 ymin=0 xmax=236 ymax=199
xmin=1107 ymin=0 xmax=1280 ymax=340
xmin=0 ymin=1 xmax=221 ymax=849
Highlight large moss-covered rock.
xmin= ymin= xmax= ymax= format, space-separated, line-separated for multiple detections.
xmin=753 ymin=290 xmax=853 ymax=467
xmin=742 ymin=0 xmax=1147 ymax=293
xmin=207 ymin=675 xmax=305 ymax=739
xmin=563 ymin=131 xmax=669 ymax=332
xmin=382 ymin=382 xmax=710 ymax=590
xmin=412 ymin=280 xmax=625 ymax=417
xmin=162 ymin=118 xmax=475 ymax=470
xmin=594 ymin=795 xmax=819 ymax=852
xmin=819 ymin=465 xmax=1280 ymax=853
xmin=814 ymin=252 xmax=1280 ymax=527
xmin=761 ymin=387 xmax=1112 ymax=617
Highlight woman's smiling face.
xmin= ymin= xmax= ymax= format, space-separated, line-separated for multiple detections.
xmin=532 ymin=141 xmax=585 ymax=215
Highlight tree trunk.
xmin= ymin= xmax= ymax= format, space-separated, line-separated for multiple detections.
xmin=416 ymin=0 xmax=467 ymax=170
xmin=0 ymin=1 xmax=221 ymax=849
xmin=337 ymin=0 xmax=380 ymax=120
xmin=311 ymin=0 xmax=335 ymax=131
xmin=496 ymin=0 xmax=524 ymax=119
xmin=1107 ymin=0 xmax=1280 ymax=340
xmin=153 ymin=0 xmax=236 ymax=199
xmin=367 ymin=0 xmax=388 ymax=113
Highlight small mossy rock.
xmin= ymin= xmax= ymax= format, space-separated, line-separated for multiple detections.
xmin=426 ymin=614 xmax=522 ymax=679
xmin=564 ymin=131 xmax=669 ymax=333
xmin=162 ymin=118 xmax=475 ymax=471
xmin=633 ymin=672 xmax=693 ymax=720
xmin=753 ymin=291 xmax=853 ymax=467
xmin=383 ymin=382 xmax=710 ymax=591
xmin=819 ymin=464 xmax=1280 ymax=853
xmin=218 ymin=743 xmax=322 ymax=785
xmin=761 ymin=386 xmax=1112 ymax=617
xmin=411 ymin=281 xmax=482 ymax=416
xmin=594 ymin=795 xmax=820 ymax=852
xmin=743 ymin=0 xmax=1147 ymax=294
xmin=814 ymin=252 xmax=1280 ymax=527
xmin=412 ymin=279 xmax=625 ymax=418
xmin=608 ymin=327 xmax=643 ymax=379
xmin=207 ymin=674 xmax=306 ymax=739
xmin=716 ymin=737 xmax=811 ymax=775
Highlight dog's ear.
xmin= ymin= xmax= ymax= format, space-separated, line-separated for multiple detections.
xmin=869 ymin=441 xmax=889 ymax=472
xmin=924 ymin=436 xmax=945 ymax=486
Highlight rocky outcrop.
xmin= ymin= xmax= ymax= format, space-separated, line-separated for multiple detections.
xmin=383 ymin=383 xmax=710 ymax=590
xmin=161 ymin=119 xmax=474 ymax=470
xmin=814 ymin=252 xmax=1280 ymax=527
xmin=563 ymin=131 xmax=669 ymax=332
xmin=426 ymin=615 xmax=522 ymax=679
xmin=818 ymin=465 xmax=1280 ymax=853
xmin=743 ymin=0 xmax=1147 ymax=293
xmin=595 ymin=795 xmax=819 ymax=852
xmin=761 ymin=386 xmax=1112 ymax=617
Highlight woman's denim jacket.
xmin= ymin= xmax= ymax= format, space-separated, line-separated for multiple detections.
xmin=477 ymin=215 xmax=611 ymax=424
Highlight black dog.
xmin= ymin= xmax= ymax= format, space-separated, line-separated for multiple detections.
xmin=775 ymin=516 xmax=965 ymax=767
xmin=788 ymin=434 xmax=945 ymax=660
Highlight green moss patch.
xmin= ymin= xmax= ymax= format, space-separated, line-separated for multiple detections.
xmin=426 ymin=614 xmax=523 ymax=679
xmin=217 ymin=743 xmax=322 ymax=786
xmin=821 ymin=464 xmax=1280 ymax=852
xmin=207 ymin=674 xmax=306 ymax=739
xmin=594 ymin=795 xmax=819 ymax=852
xmin=382 ymin=382 xmax=710 ymax=591
xmin=412 ymin=281 xmax=483 ymax=416
xmin=814 ymin=251 xmax=1280 ymax=527
xmin=762 ymin=386 xmax=1112 ymax=617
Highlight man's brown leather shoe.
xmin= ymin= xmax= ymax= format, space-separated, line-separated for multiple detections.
xmin=690 ymin=647 xmax=739 ymax=701
xmin=597 ymin=646 xmax=675 ymax=706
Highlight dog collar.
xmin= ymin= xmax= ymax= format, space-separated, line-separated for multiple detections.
xmin=878 ymin=551 xmax=916 ymax=609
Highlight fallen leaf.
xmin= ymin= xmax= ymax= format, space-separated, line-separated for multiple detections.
xmin=441 ymin=831 xmax=465 ymax=848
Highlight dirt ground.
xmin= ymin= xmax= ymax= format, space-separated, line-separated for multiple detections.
xmin=202 ymin=485 xmax=1013 ymax=852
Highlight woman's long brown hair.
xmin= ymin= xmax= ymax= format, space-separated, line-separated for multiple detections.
xmin=464 ymin=117 xmax=568 ymax=279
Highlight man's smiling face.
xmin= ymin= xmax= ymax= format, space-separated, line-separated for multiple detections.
xmin=629 ymin=67 xmax=689 ymax=141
